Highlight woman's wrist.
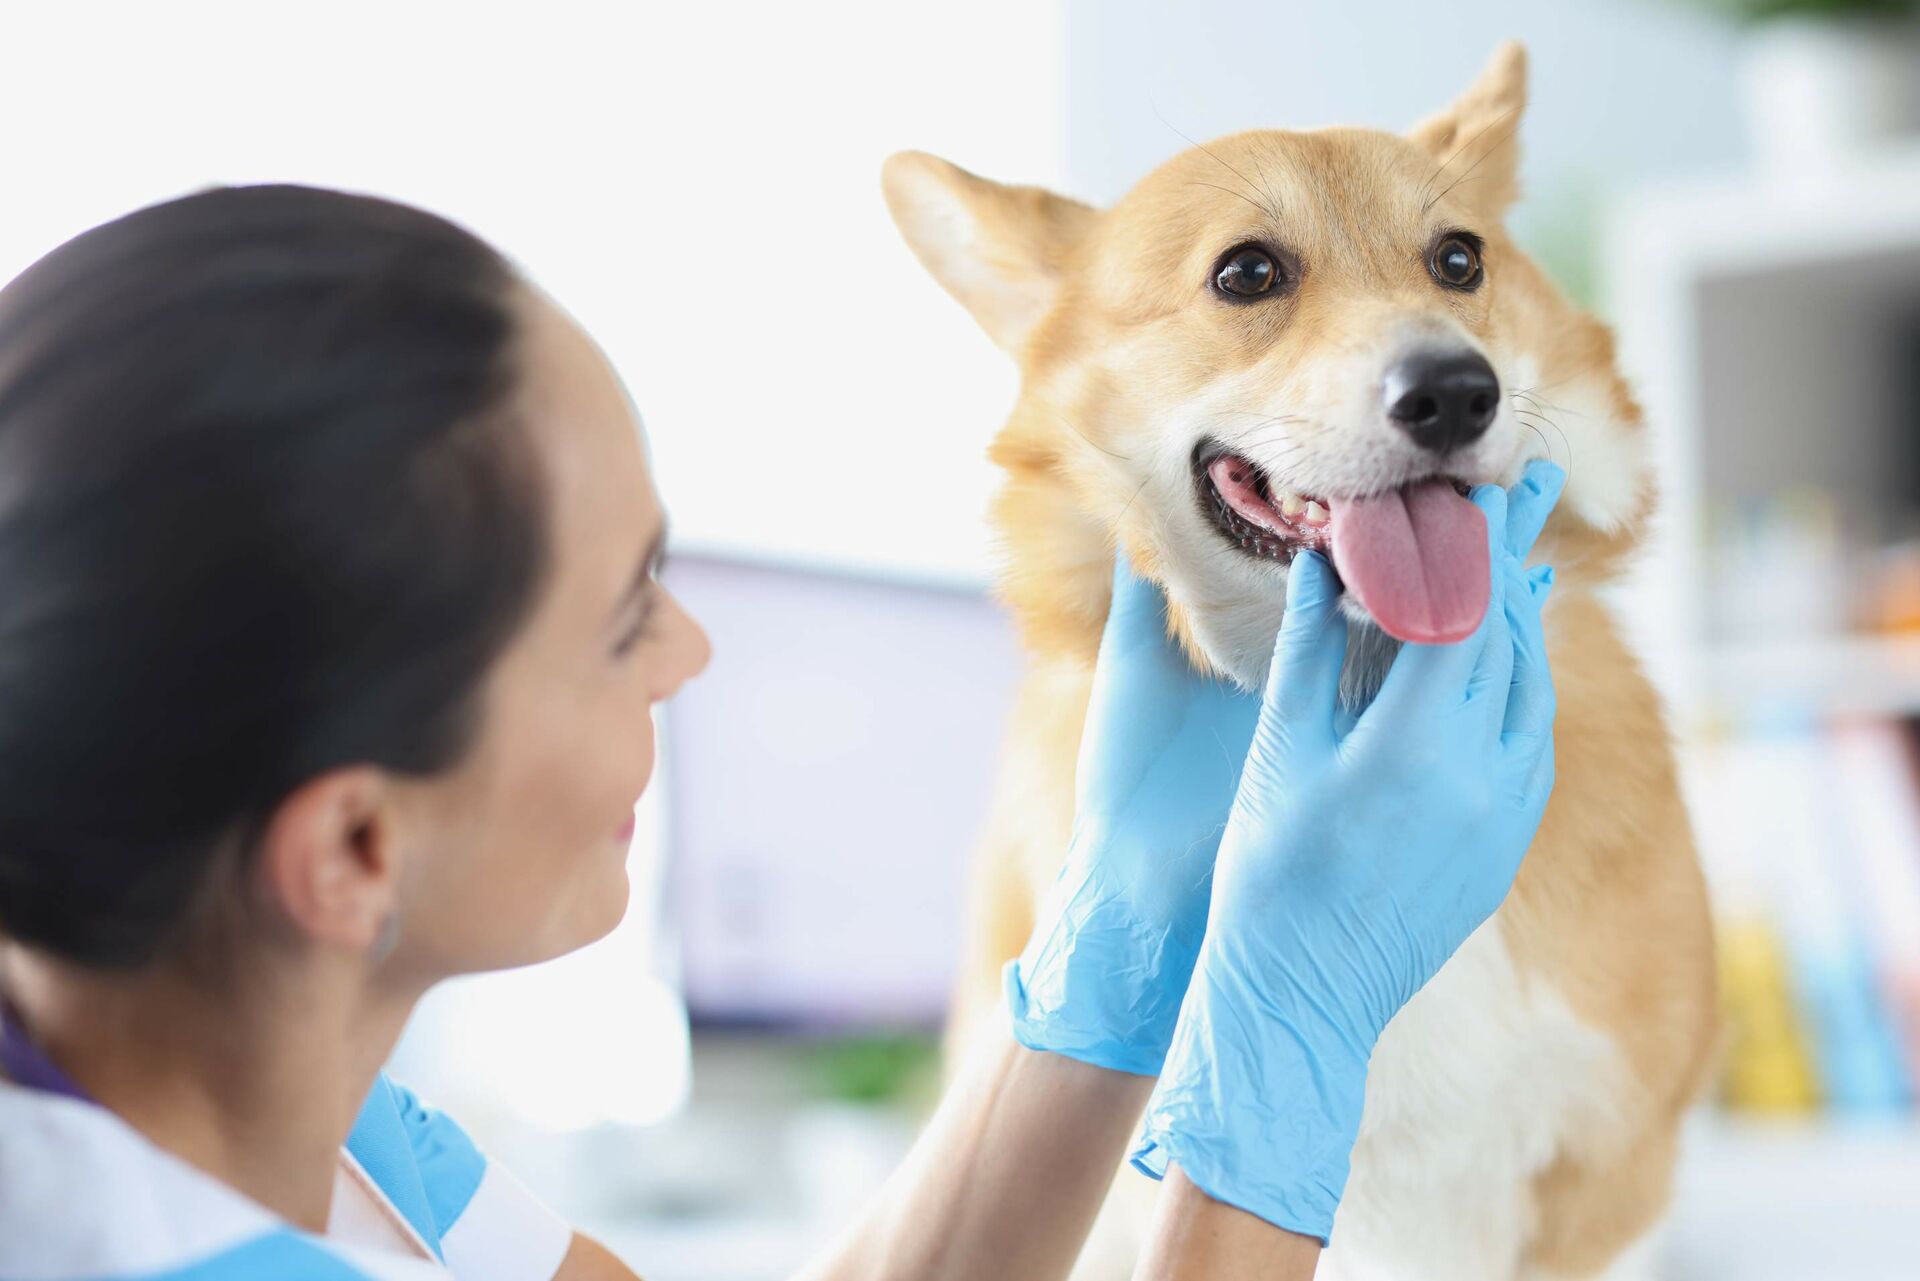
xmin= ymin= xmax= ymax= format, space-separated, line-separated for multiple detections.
xmin=1004 ymin=819 xmax=1213 ymax=1076
xmin=1133 ymin=1166 xmax=1324 ymax=1281
xmin=798 ymin=1025 xmax=1155 ymax=1281
xmin=1129 ymin=946 xmax=1373 ymax=1244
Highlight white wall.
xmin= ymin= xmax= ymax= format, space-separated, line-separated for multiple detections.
xmin=0 ymin=0 xmax=1069 ymax=1133
xmin=1055 ymin=0 xmax=1750 ymax=285
xmin=0 ymin=0 xmax=1067 ymax=588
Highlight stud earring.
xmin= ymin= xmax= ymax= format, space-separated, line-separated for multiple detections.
xmin=368 ymin=912 xmax=400 ymax=965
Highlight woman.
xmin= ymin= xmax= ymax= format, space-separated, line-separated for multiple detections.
xmin=0 ymin=186 xmax=1562 ymax=1281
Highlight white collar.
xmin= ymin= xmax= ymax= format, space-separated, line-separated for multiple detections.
xmin=0 ymin=1079 xmax=445 ymax=1281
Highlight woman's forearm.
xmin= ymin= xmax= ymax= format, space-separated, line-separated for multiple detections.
xmin=794 ymin=1024 xmax=1152 ymax=1281
xmin=1132 ymin=1167 xmax=1321 ymax=1281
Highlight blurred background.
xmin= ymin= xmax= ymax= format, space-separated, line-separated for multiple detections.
xmin=5 ymin=0 xmax=1919 ymax=1276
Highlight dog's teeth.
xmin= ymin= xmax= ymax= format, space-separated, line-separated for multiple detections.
xmin=1303 ymin=500 xmax=1330 ymax=525
xmin=1280 ymin=492 xmax=1305 ymax=517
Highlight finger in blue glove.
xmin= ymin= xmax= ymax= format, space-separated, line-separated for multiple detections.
xmin=1130 ymin=462 xmax=1566 ymax=1241
xmin=1004 ymin=554 xmax=1265 ymax=1075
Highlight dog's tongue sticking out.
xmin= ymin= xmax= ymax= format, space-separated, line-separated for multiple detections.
xmin=1331 ymin=479 xmax=1490 ymax=645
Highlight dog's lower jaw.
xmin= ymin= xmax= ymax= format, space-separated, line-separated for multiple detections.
xmin=1336 ymin=620 xmax=1401 ymax=710
xmin=1179 ymin=586 xmax=1402 ymax=710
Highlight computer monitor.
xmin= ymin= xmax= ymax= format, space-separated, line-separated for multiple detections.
xmin=660 ymin=552 xmax=1026 ymax=1029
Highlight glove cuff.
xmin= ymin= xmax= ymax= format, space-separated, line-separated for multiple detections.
xmin=1003 ymin=957 xmax=1167 ymax=1077
xmin=1129 ymin=1126 xmax=1349 ymax=1247
xmin=1000 ymin=819 xmax=1212 ymax=1077
xmin=1126 ymin=964 xmax=1373 ymax=1243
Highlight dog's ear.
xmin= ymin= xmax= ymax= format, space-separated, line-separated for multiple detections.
xmin=1407 ymin=40 xmax=1527 ymax=216
xmin=881 ymin=151 xmax=1094 ymax=355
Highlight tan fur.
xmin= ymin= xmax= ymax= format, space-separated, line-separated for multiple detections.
xmin=887 ymin=41 xmax=1715 ymax=1279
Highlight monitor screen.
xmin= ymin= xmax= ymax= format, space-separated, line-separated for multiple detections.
xmin=660 ymin=553 xmax=1026 ymax=1029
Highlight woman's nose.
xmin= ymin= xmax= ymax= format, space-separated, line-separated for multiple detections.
xmin=656 ymin=589 xmax=711 ymax=695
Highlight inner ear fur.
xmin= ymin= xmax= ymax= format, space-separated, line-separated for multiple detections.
xmin=1407 ymin=40 xmax=1529 ymax=216
xmin=881 ymin=150 xmax=1095 ymax=354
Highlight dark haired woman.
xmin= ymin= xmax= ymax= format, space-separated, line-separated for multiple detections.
xmin=0 ymin=185 xmax=1562 ymax=1281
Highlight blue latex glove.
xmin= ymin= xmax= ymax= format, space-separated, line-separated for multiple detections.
xmin=1130 ymin=459 xmax=1566 ymax=1243
xmin=1005 ymin=555 xmax=1262 ymax=1075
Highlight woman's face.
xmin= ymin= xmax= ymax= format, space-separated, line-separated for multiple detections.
xmin=390 ymin=285 xmax=710 ymax=976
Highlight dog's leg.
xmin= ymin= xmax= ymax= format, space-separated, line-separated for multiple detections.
xmin=942 ymin=665 xmax=1087 ymax=1066
xmin=1517 ymin=1126 xmax=1681 ymax=1281
xmin=1320 ymin=1174 xmax=1532 ymax=1281
xmin=1518 ymin=1229 xmax=1663 ymax=1281
xmin=941 ymin=824 xmax=1035 ymax=1065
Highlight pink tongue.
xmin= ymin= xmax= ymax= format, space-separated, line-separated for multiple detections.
xmin=1330 ymin=479 xmax=1490 ymax=644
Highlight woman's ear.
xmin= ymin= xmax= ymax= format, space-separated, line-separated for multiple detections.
xmin=1406 ymin=40 xmax=1529 ymax=217
xmin=881 ymin=150 xmax=1096 ymax=355
xmin=255 ymin=767 xmax=399 ymax=956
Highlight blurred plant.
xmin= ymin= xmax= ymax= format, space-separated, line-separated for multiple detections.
xmin=1677 ymin=0 xmax=1917 ymax=22
xmin=801 ymin=1030 xmax=941 ymax=1106
xmin=1513 ymin=174 xmax=1604 ymax=315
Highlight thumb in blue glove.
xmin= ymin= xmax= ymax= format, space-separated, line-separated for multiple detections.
xmin=1130 ymin=459 xmax=1566 ymax=1242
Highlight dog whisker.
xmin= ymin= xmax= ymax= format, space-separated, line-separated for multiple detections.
xmin=1249 ymin=138 xmax=1287 ymax=222
xmin=1113 ymin=472 xmax=1155 ymax=528
xmin=1511 ymin=372 xmax=1580 ymax=397
xmin=1209 ymin=408 xmax=1310 ymax=426
xmin=1512 ymin=405 xmax=1574 ymax=480
xmin=1516 ymin=417 xmax=1554 ymax=462
xmin=1421 ymin=104 xmax=1523 ymax=215
xmin=1151 ymin=99 xmax=1282 ymax=222
xmin=1036 ymin=399 xmax=1134 ymax=465
xmin=1186 ymin=181 xmax=1275 ymax=219
xmin=1510 ymin=386 xmax=1585 ymax=420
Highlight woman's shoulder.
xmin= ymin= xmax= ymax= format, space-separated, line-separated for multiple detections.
xmin=0 ymin=1076 xmax=572 ymax=1281
xmin=0 ymin=1080 xmax=311 ymax=1277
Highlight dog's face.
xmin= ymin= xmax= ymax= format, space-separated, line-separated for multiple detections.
xmin=884 ymin=42 xmax=1649 ymax=689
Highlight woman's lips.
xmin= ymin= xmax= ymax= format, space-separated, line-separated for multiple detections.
xmin=615 ymin=812 xmax=637 ymax=843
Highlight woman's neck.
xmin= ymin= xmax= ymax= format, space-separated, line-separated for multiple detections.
xmin=1 ymin=944 xmax=418 ymax=1234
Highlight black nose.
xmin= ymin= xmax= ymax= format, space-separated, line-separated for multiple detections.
xmin=1382 ymin=349 xmax=1500 ymax=453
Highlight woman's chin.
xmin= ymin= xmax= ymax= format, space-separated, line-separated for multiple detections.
xmin=478 ymin=852 xmax=636 ymax=971
xmin=575 ymin=861 xmax=633 ymax=948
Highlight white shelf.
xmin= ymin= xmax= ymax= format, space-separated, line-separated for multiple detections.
xmin=1664 ymin=1114 xmax=1920 ymax=1281
xmin=1702 ymin=633 xmax=1920 ymax=719
xmin=1608 ymin=141 xmax=1920 ymax=279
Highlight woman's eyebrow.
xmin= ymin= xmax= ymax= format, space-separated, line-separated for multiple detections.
xmin=611 ymin=520 xmax=669 ymax=621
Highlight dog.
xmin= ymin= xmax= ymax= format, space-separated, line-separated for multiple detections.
xmin=881 ymin=40 xmax=1717 ymax=1281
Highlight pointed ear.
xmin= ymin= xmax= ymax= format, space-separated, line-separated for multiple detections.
xmin=881 ymin=150 xmax=1095 ymax=355
xmin=1407 ymin=40 xmax=1528 ymax=215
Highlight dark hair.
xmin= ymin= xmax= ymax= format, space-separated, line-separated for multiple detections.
xmin=0 ymin=184 xmax=551 ymax=968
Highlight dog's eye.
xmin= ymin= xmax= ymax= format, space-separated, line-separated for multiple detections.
xmin=1430 ymin=235 xmax=1484 ymax=289
xmin=1214 ymin=246 xmax=1280 ymax=298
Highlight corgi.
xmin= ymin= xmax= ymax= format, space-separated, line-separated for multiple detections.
xmin=881 ymin=40 xmax=1717 ymax=1281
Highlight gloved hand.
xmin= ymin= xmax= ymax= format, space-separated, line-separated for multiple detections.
xmin=1004 ymin=554 xmax=1262 ymax=1075
xmin=1130 ymin=459 xmax=1566 ymax=1243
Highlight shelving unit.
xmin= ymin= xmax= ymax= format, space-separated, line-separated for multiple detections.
xmin=1603 ymin=149 xmax=1920 ymax=1274
xmin=1604 ymin=143 xmax=1920 ymax=725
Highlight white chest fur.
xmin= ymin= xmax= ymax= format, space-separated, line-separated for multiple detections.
xmin=1319 ymin=915 xmax=1640 ymax=1281
xmin=1074 ymin=913 xmax=1643 ymax=1281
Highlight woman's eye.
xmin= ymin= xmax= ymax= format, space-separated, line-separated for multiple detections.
xmin=1214 ymin=246 xmax=1280 ymax=298
xmin=1430 ymin=235 xmax=1484 ymax=289
xmin=612 ymin=607 xmax=652 ymax=657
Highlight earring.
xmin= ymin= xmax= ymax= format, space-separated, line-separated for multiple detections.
xmin=368 ymin=912 xmax=400 ymax=965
